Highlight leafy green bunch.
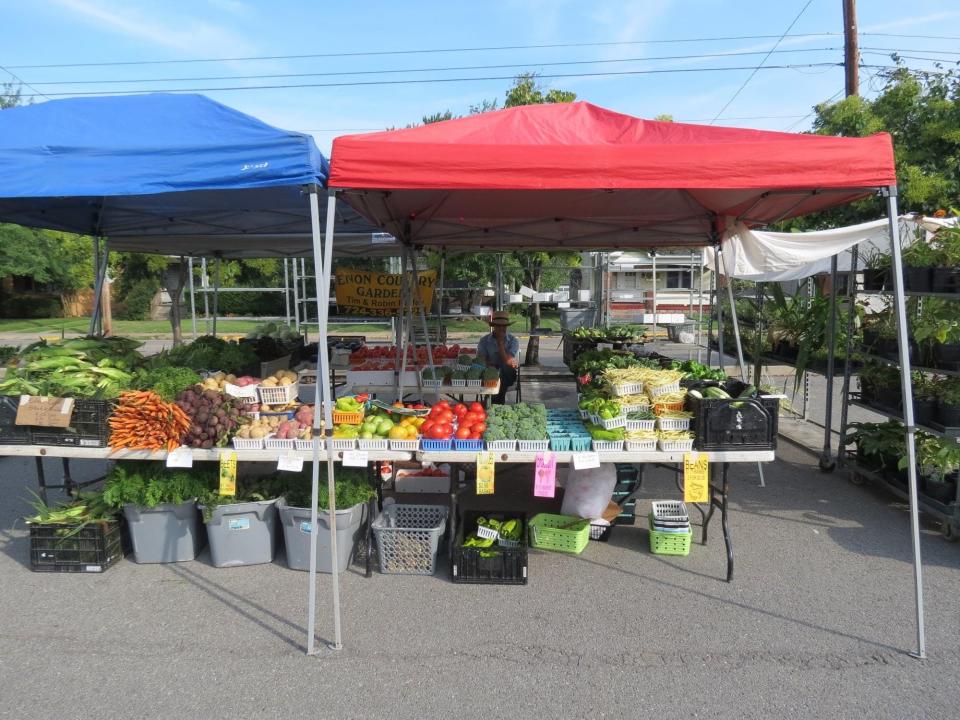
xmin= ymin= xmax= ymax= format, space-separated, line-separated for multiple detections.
xmin=101 ymin=462 xmax=217 ymax=509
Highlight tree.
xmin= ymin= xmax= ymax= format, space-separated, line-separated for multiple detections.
xmin=654 ymin=113 xmax=674 ymax=122
xmin=791 ymin=62 xmax=960 ymax=229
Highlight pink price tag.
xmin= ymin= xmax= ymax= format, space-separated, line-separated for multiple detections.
xmin=534 ymin=451 xmax=557 ymax=498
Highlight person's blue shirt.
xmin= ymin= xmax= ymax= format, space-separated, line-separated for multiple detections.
xmin=477 ymin=333 xmax=519 ymax=370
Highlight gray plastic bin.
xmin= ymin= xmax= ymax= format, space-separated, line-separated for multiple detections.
xmin=279 ymin=500 xmax=366 ymax=573
xmin=202 ymin=498 xmax=279 ymax=568
xmin=560 ymin=307 xmax=596 ymax=331
xmin=123 ymin=501 xmax=202 ymax=564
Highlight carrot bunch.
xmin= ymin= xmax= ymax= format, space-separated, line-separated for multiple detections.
xmin=109 ymin=390 xmax=191 ymax=451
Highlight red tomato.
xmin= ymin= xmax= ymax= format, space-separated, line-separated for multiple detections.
xmin=453 ymin=403 xmax=468 ymax=415
xmin=438 ymin=412 xmax=454 ymax=425
xmin=455 ymin=427 xmax=472 ymax=440
xmin=420 ymin=420 xmax=435 ymax=435
xmin=436 ymin=423 xmax=453 ymax=438
xmin=469 ymin=402 xmax=485 ymax=414
xmin=473 ymin=422 xmax=487 ymax=435
xmin=469 ymin=431 xmax=482 ymax=440
xmin=463 ymin=412 xmax=484 ymax=425
xmin=434 ymin=400 xmax=451 ymax=410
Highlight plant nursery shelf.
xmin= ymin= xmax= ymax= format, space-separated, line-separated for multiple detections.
xmin=848 ymin=399 xmax=960 ymax=439
xmin=864 ymin=290 xmax=960 ymax=299
xmin=856 ymin=353 xmax=960 ymax=378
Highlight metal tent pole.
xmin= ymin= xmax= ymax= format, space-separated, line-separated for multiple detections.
xmin=697 ymin=257 xmax=706 ymax=363
xmin=437 ymin=250 xmax=446 ymax=321
xmin=409 ymin=249 xmax=439 ymax=402
xmin=211 ymin=256 xmax=221 ymax=337
xmin=291 ymin=258 xmax=301 ymax=333
xmin=753 ymin=282 xmax=764 ymax=387
xmin=719 ymin=247 xmax=748 ymax=382
xmin=201 ymin=258 xmax=210 ymax=333
xmin=819 ymin=255 xmax=840 ymax=472
xmin=306 ymin=188 xmax=343 ymax=654
xmin=837 ymin=246 xmax=859 ymax=465
xmin=651 ymin=251 xmax=658 ymax=342
xmin=495 ymin=254 xmax=504 ymax=311
xmin=283 ymin=259 xmax=292 ymax=325
xmin=89 ymin=237 xmax=105 ymax=336
xmin=188 ymin=257 xmax=198 ymax=340
xmin=714 ymin=246 xmax=725 ymax=374
xmin=885 ymin=191 xmax=926 ymax=659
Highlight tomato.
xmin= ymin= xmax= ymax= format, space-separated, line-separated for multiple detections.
xmin=463 ymin=412 xmax=484 ymax=426
xmin=473 ymin=422 xmax=486 ymax=435
xmin=436 ymin=423 xmax=453 ymax=438
xmin=434 ymin=400 xmax=451 ymax=410
xmin=469 ymin=402 xmax=485 ymax=414
xmin=453 ymin=403 xmax=468 ymax=415
xmin=455 ymin=427 xmax=472 ymax=440
xmin=420 ymin=420 xmax=435 ymax=435
xmin=437 ymin=412 xmax=454 ymax=425
xmin=469 ymin=431 xmax=482 ymax=440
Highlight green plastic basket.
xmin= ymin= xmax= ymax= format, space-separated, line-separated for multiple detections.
xmin=647 ymin=514 xmax=692 ymax=556
xmin=529 ymin=513 xmax=590 ymax=554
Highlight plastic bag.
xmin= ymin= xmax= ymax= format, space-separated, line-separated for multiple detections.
xmin=560 ymin=464 xmax=617 ymax=520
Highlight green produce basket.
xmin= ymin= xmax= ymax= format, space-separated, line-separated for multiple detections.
xmin=647 ymin=514 xmax=692 ymax=556
xmin=528 ymin=513 xmax=590 ymax=555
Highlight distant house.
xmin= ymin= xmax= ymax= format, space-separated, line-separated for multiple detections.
xmin=604 ymin=251 xmax=711 ymax=323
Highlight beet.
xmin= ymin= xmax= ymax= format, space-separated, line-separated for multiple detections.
xmin=201 ymin=439 xmax=214 ymax=449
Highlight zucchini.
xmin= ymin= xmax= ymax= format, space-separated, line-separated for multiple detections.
xmin=687 ymin=389 xmax=703 ymax=400
xmin=738 ymin=384 xmax=758 ymax=398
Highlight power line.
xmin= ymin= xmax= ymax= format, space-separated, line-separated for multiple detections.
xmin=17 ymin=62 xmax=843 ymax=98
xmin=862 ymin=32 xmax=960 ymax=41
xmin=21 ymin=47 xmax=843 ymax=87
xmin=861 ymin=51 xmax=960 ymax=64
xmin=5 ymin=33 xmax=844 ymax=70
xmin=0 ymin=65 xmax=51 ymax=101
xmin=709 ymin=0 xmax=816 ymax=124
xmin=782 ymin=88 xmax=845 ymax=132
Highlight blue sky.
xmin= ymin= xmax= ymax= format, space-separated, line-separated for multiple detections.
xmin=2 ymin=0 xmax=957 ymax=154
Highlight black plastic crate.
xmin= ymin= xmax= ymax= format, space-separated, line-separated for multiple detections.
xmin=688 ymin=380 xmax=779 ymax=451
xmin=29 ymin=518 xmax=126 ymax=572
xmin=615 ymin=463 xmax=639 ymax=484
xmin=0 ymin=395 xmax=32 ymax=445
xmin=29 ymin=398 xmax=113 ymax=448
xmin=451 ymin=512 xmax=528 ymax=585
xmin=589 ymin=521 xmax=614 ymax=541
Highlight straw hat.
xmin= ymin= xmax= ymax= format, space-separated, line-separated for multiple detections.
xmin=488 ymin=310 xmax=513 ymax=326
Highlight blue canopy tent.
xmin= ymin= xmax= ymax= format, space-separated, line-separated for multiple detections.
xmin=0 ymin=93 xmax=353 ymax=653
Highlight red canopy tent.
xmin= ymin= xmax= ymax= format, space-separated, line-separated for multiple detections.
xmin=329 ymin=101 xmax=894 ymax=248
xmin=317 ymin=102 xmax=925 ymax=660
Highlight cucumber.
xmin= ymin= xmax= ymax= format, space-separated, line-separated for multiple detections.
xmin=738 ymin=384 xmax=758 ymax=398
xmin=687 ymin=389 xmax=703 ymax=400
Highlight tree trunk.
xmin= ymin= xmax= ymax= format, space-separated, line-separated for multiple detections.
xmin=523 ymin=262 xmax=543 ymax=366
xmin=168 ymin=262 xmax=188 ymax=346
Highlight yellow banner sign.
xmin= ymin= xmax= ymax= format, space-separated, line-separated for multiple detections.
xmin=334 ymin=268 xmax=437 ymax=317
xmin=683 ymin=452 xmax=710 ymax=504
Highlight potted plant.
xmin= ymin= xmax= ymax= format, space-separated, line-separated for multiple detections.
xmin=862 ymin=250 xmax=891 ymax=291
xmin=278 ymin=465 xmax=376 ymax=573
xmin=935 ymin=377 xmax=960 ymax=429
xmin=198 ymin=474 xmax=285 ymax=568
xmin=101 ymin=462 xmax=216 ymax=563
xmin=911 ymin=372 xmax=938 ymax=427
xmin=845 ymin=420 xmax=906 ymax=477
xmin=901 ymin=235 xmax=941 ymax=292
xmin=931 ymin=224 xmax=960 ymax=294
xmin=858 ymin=361 xmax=901 ymax=410
xmin=901 ymin=435 xmax=960 ymax=503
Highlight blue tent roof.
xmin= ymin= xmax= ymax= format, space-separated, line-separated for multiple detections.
xmin=0 ymin=94 xmax=387 ymax=255
xmin=0 ymin=93 xmax=327 ymax=198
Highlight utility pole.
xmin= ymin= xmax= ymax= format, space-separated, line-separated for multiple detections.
xmin=843 ymin=0 xmax=859 ymax=97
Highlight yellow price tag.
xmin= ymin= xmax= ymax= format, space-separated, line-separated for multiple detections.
xmin=476 ymin=451 xmax=495 ymax=495
xmin=219 ymin=450 xmax=237 ymax=497
xmin=683 ymin=452 xmax=709 ymax=503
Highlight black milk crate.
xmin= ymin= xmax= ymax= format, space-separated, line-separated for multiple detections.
xmin=589 ymin=521 xmax=614 ymax=542
xmin=0 ymin=396 xmax=32 ymax=445
xmin=688 ymin=380 xmax=779 ymax=451
xmin=451 ymin=512 xmax=528 ymax=585
xmin=29 ymin=398 xmax=114 ymax=448
xmin=29 ymin=518 xmax=126 ymax=573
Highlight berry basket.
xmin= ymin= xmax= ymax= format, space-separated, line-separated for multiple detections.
xmin=332 ymin=410 xmax=365 ymax=425
xmin=421 ymin=438 xmax=453 ymax=451
xmin=232 ymin=436 xmax=265 ymax=450
xmin=450 ymin=378 xmax=467 ymax=388
xmin=658 ymin=438 xmax=694 ymax=452
xmin=647 ymin=381 xmax=681 ymax=397
xmin=648 ymin=513 xmax=692 ymax=556
xmin=653 ymin=400 xmax=686 ymax=415
xmin=625 ymin=418 xmax=656 ymax=432
xmin=651 ymin=500 xmax=690 ymax=524
xmin=569 ymin=436 xmax=592 ymax=452
xmin=257 ymin=384 xmax=298 ymax=406
xmin=295 ymin=437 xmax=321 ymax=452
xmin=625 ymin=438 xmax=657 ymax=452
xmin=264 ymin=435 xmax=295 ymax=450
xmin=466 ymin=378 xmax=485 ymax=389
xmin=485 ymin=439 xmax=516 ymax=451
xmin=327 ymin=438 xmax=356 ymax=451
xmin=549 ymin=435 xmax=571 ymax=452
xmin=599 ymin=415 xmax=627 ymax=430
xmin=372 ymin=503 xmax=449 ymax=575
xmin=390 ymin=438 xmax=420 ymax=451
xmin=620 ymin=402 xmax=651 ymax=414
xmin=358 ymin=438 xmax=389 ymax=451
xmin=528 ymin=513 xmax=590 ymax=554
xmin=518 ymin=439 xmax=550 ymax=452
xmin=611 ymin=382 xmax=644 ymax=397
xmin=454 ymin=438 xmax=484 ymax=452
xmin=223 ymin=382 xmax=259 ymax=401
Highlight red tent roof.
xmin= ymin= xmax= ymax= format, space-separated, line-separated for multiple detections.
xmin=329 ymin=102 xmax=895 ymax=249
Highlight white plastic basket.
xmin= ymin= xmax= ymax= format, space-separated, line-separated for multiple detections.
xmin=476 ymin=524 xmax=499 ymax=540
xmin=659 ymin=438 xmax=694 ymax=453
xmin=497 ymin=537 xmax=521 ymax=548
xmin=599 ymin=415 xmax=627 ymax=430
xmin=620 ymin=403 xmax=651 ymax=414
xmin=657 ymin=417 xmax=691 ymax=432
xmin=465 ymin=378 xmax=484 ymax=388
xmin=518 ymin=439 xmax=550 ymax=452
xmin=390 ymin=438 xmax=420 ymax=451
xmin=592 ymin=440 xmax=623 ymax=452
xmin=647 ymin=381 xmax=681 ymax=397
xmin=231 ymin=436 xmax=264 ymax=450
xmin=328 ymin=438 xmax=356 ymax=451
xmin=358 ymin=438 xmax=389 ymax=450
xmin=625 ymin=439 xmax=658 ymax=452
xmin=651 ymin=500 xmax=690 ymax=523
xmin=611 ymin=382 xmax=644 ymax=397
xmin=449 ymin=378 xmax=466 ymax=388
xmin=263 ymin=435 xmax=295 ymax=450
xmin=295 ymin=438 xmax=320 ymax=452
xmin=578 ymin=408 xmax=590 ymax=419
xmin=625 ymin=418 xmax=656 ymax=431
xmin=224 ymin=382 xmax=259 ymax=400
xmin=485 ymin=439 xmax=517 ymax=451
xmin=257 ymin=383 xmax=298 ymax=406
xmin=421 ymin=378 xmax=443 ymax=389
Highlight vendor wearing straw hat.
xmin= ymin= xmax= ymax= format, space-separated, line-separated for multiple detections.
xmin=476 ymin=310 xmax=519 ymax=404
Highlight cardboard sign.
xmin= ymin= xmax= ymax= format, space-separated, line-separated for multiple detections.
xmin=683 ymin=452 xmax=710 ymax=504
xmin=476 ymin=451 xmax=495 ymax=495
xmin=166 ymin=447 xmax=194 ymax=469
xmin=334 ymin=267 xmax=436 ymax=317
xmin=277 ymin=453 xmax=304 ymax=473
xmin=572 ymin=452 xmax=601 ymax=470
xmin=219 ymin=451 xmax=237 ymax=497
xmin=534 ymin=451 xmax=557 ymax=498
xmin=15 ymin=395 xmax=74 ymax=427
xmin=342 ymin=450 xmax=369 ymax=467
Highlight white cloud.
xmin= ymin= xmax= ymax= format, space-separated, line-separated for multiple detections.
xmin=863 ymin=10 xmax=960 ymax=33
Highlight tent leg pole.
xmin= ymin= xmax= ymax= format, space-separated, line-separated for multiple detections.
xmin=211 ymin=256 xmax=221 ymax=337
xmin=283 ymin=259 xmax=291 ymax=325
xmin=753 ymin=283 xmax=764 ymax=387
xmin=201 ymin=258 xmax=210 ymax=334
xmin=291 ymin=258 xmax=301 ymax=333
xmin=409 ymin=249 xmax=439 ymax=403
xmin=89 ymin=237 xmax=105 ymax=337
xmin=188 ymin=257 xmax=198 ymax=340
xmin=437 ymin=251 xmax=446 ymax=321
xmin=651 ymin=251 xmax=658 ymax=343
xmin=885 ymin=189 xmax=925 ymax=659
xmin=837 ymin=246 xmax=859 ymax=466
xmin=719 ymin=248 xmax=747 ymax=382
xmin=697 ymin=257 xmax=705 ymax=364
xmin=820 ymin=255 xmax=839 ymax=471
xmin=714 ymin=247 xmax=725 ymax=374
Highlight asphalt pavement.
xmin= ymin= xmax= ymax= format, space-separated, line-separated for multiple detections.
xmin=0 ymin=336 xmax=957 ymax=719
